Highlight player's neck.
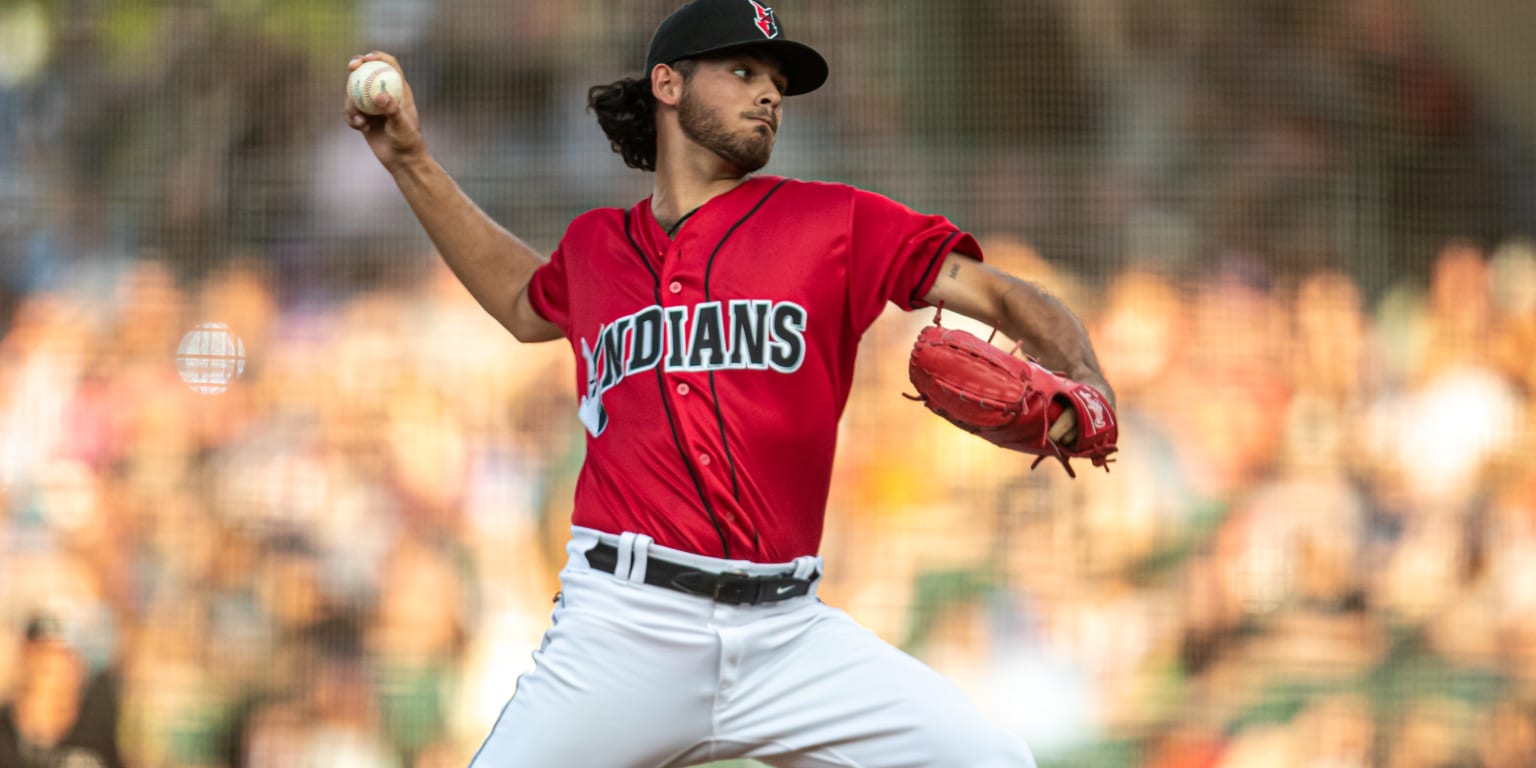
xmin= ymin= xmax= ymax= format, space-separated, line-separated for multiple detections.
xmin=651 ymin=146 xmax=750 ymax=232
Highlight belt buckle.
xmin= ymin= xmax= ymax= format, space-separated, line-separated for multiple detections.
xmin=712 ymin=570 xmax=752 ymax=604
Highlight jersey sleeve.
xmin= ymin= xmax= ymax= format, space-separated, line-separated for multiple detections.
xmin=526 ymin=242 xmax=571 ymax=336
xmin=847 ymin=187 xmax=982 ymax=332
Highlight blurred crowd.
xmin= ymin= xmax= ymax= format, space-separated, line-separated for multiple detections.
xmin=2 ymin=0 xmax=1536 ymax=767
xmin=1 ymin=237 xmax=1533 ymax=768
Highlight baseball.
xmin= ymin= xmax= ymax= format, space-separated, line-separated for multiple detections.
xmin=348 ymin=60 xmax=402 ymax=115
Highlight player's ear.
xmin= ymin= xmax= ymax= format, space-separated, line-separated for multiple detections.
xmin=652 ymin=63 xmax=684 ymax=107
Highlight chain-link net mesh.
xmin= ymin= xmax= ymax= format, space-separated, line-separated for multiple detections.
xmin=1 ymin=1 xmax=1534 ymax=766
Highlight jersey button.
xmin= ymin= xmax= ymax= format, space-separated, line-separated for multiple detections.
xmin=697 ymin=452 xmax=712 ymax=466
xmin=676 ymin=382 xmax=690 ymax=396
xmin=668 ymin=281 xmax=682 ymax=294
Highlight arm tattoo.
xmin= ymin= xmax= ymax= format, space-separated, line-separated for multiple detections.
xmin=947 ymin=261 xmax=961 ymax=280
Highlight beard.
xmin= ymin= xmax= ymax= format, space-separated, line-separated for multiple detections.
xmin=677 ymin=88 xmax=774 ymax=173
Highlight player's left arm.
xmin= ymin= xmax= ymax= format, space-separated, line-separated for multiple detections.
xmin=922 ymin=252 xmax=1116 ymax=414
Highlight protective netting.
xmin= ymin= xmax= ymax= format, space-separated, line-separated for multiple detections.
xmin=1 ymin=1 xmax=1534 ymax=766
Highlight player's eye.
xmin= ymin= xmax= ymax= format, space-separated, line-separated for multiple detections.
xmin=732 ymin=67 xmax=750 ymax=79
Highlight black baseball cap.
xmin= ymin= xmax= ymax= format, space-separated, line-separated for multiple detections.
xmin=644 ymin=0 xmax=828 ymax=96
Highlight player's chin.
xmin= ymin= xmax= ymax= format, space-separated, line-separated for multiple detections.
xmin=739 ymin=151 xmax=772 ymax=174
xmin=724 ymin=141 xmax=773 ymax=173
xmin=750 ymin=134 xmax=776 ymax=160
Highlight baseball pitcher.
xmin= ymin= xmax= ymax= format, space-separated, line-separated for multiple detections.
xmin=345 ymin=0 xmax=1116 ymax=765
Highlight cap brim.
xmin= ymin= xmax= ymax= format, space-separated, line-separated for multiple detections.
xmin=692 ymin=40 xmax=828 ymax=96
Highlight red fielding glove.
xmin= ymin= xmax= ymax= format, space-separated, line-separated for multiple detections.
xmin=907 ymin=321 xmax=1117 ymax=477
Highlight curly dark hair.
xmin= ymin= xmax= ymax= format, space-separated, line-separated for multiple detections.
xmin=587 ymin=60 xmax=697 ymax=172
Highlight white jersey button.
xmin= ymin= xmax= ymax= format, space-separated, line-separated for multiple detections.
xmin=697 ymin=452 xmax=712 ymax=466
xmin=676 ymin=382 xmax=690 ymax=396
xmin=668 ymin=281 xmax=682 ymax=294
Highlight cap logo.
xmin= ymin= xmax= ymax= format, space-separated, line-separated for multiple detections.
xmin=748 ymin=0 xmax=780 ymax=39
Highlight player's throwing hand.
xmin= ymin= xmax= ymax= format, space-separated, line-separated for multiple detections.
xmin=344 ymin=51 xmax=425 ymax=167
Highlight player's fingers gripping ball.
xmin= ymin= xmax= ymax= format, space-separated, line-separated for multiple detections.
xmin=907 ymin=315 xmax=1118 ymax=477
xmin=348 ymin=60 xmax=402 ymax=115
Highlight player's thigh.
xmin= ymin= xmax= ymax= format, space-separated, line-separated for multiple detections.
xmin=469 ymin=582 xmax=716 ymax=767
xmin=730 ymin=606 xmax=1036 ymax=768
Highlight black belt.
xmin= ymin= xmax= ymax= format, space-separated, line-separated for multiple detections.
xmin=584 ymin=542 xmax=817 ymax=605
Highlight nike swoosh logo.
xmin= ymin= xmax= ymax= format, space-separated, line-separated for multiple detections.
xmin=776 ymin=584 xmax=797 ymax=595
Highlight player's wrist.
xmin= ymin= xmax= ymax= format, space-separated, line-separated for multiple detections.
xmin=1063 ymin=367 xmax=1114 ymax=408
xmin=383 ymin=142 xmax=433 ymax=177
xmin=1084 ymin=378 xmax=1116 ymax=410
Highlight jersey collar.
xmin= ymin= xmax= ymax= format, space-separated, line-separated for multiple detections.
xmin=638 ymin=175 xmax=785 ymax=247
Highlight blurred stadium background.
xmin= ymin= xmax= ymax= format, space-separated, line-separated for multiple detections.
xmin=2 ymin=0 xmax=1535 ymax=766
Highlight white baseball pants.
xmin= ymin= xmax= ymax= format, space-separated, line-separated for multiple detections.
xmin=469 ymin=527 xmax=1037 ymax=768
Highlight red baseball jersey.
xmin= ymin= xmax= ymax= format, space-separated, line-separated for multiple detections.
xmin=527 ymin=176 xmax=981 ymax=561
